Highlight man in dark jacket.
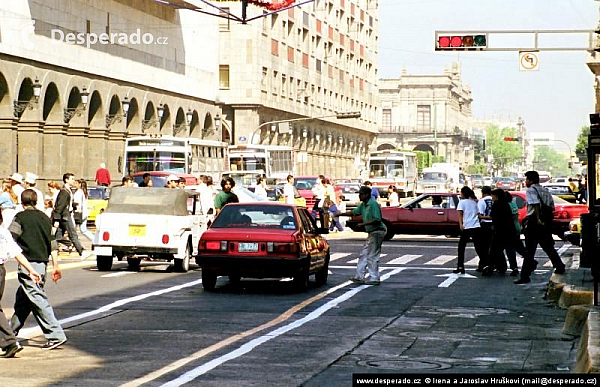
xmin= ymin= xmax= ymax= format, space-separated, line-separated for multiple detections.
xmin=52 ymin=173 xmax=84 ymax=256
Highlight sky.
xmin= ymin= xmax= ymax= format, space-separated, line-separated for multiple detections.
xmin=378 ymin=0 xmax=598 ymax=152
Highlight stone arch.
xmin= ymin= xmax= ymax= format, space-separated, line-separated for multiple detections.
xmin=159 ymin=104 xmax=171 ymax=135
xmin=189 ymin=110 xmax=200 ymax=138
xmin=174 ymin=107 xmax=187 ymax=137
xmin=87 ymin=90 xmax=103 ymax=128
xmin=126 ymin=97 xmax=141 ymax=135
xmin=0 ymin=72 xmax=10 ymax=116
xmin=64 ymin=86 xmax=85 ymax=124
xmin=143 ymin=101 xmax=157 ymax=134
xmin=106 ymin=94 xmax=123 ymax=130
xmin=14 ymin=78 xmax=36 ymax=120
xmin=202 ymin=113 xmax=213 ymax=139
xmin=376 ymin=143 xmax=396 ymax=151
xmin=42 ymin=82 xmax=62 ymax=123
xmin=413 ymin=143 xmax=434 ymax=154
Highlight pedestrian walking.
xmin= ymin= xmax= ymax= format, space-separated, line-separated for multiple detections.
xmin=455 ymin=186 xmax=487 ymax=275
xmin=0 ymin=179 xmax=18 ymax=228
xmin=363 ymin=181 xmax=380 ymax=202
xmin=23 ymin=173 xmax=45 ymax=212
xmin=214 ymin=177 xmax=239 ymax=215
xmin=321 ymin=178 xmax=335 ymax=228
xmin=476 ymin=186 xmax=493 ymax=272
xmin=138 ymin=173 xmax=152 ymax=187
xmin=485 ymin=188 xmax=517 ymax=275
xmin=254 ymin=176 xmax=268 ymax=199
xmin=73 ymin=179 xmax=94 ymax=241
xmin=95 ymin=163 xmax=111 ymax=187
xmin=340 ymin=186 xmax=386 ymax=285
xmin=386 ymin=185 xmax=399 ymax=207
xmin=311 ymin=175 xmax=326 ymax=225
xmin=328 ymin=194 xmax=344 ymax=232
xmin=165 ymin=175 xmax=179 ymax=189
xmin=283 ymin=175 xmax=295 ymax=204
xmin=8 ymin=173 xmax=24 ymax=205
xmin=505 ymin=191 xmax=527 ymax=276
xmin=514 ymin=171 xmax=566 ymax=285
xmin=0 ymin=225 xmax=41 ymax=358
xmin=8 ymin=189 xmax=68 ymax=350
xmin=52 ymin=173 xmax=85 ymax=256
xmin=199 ymin=176 xmax=216 ymax=216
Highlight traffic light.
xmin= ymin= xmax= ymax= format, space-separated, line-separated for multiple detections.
xmin=503 ymin=137 xmax=520 ymax=142
xmin=590 ymin=113 xmax=600 ymax=134
xmin=435 ymin=32 xmax=487 ymax=51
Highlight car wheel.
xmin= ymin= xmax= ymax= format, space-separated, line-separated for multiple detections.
xmin=383 ymin=221 xmax=395 ymax=241
xmin=174 ymin=245 xmax=191 ymax=273
xmin=202 ymin=270 xmax=217 ymax=291
xmin=97 ymin=255 xmax=113 ymax=271
xmin=314 ymin=252 xmax=330 ymax=286
xmin=293 ymin=261 xmax=310 ymax=292
xmin=127 ymin=257 xmax=141 ymax=271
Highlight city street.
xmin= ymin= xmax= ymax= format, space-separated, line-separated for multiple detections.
xmin=0 ymin=234 xmax=579 ymax=386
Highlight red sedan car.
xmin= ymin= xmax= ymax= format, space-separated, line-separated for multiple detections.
xmin=510 ymin=191 xmax=588 ymax=240
xmin=196 ymin=202 xmax=330 ymax=291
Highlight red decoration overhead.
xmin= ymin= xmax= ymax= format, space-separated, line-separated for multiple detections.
xmin=247 ymin=0 xmax=296 ymax=11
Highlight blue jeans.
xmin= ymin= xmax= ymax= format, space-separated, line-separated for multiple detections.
xmin=10 ymin=262 xmax=66 ymax=341
xmin=79 ymin=217 xmax=94 ymax=241
xmin=0 ymin=264 xmax=17 ymax=348
xmin=329 ymin=212 xmax=343 ymax=231
xmin=356 ymin=229 xmax=386 ymax=281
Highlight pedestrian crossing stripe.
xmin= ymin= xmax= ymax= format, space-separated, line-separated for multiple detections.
xmin=330 ymin=253 xmax=351 ymax=262
xmin=425 ymin=255 xmax=456 ymax=265
xmin=347 ymin=254 xmax=387 ymax=264
xmin=387 ymin=255 xmax=421 ymax=265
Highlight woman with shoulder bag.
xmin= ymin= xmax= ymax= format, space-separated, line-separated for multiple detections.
xmin=73 ymin=179 xmax=94 ymax=241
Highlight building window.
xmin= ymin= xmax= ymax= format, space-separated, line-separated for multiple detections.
xmin=382 ymin=109 xmax=392 ymax=132
xmin=219 ymin=65 xmax=230 ymax=89
xmin=417 ymin=105 xmax=431 ymax=133
xmin=219 ymin=8 xmax=230 ymax=31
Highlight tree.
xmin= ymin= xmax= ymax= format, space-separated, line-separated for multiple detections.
xmin=575 ymin=126 xmax=590 ymax=161
xmin=484 ymin=124 xmax=523 ymax=173
xmin=533 ymin=145 xmax=569 ymax=176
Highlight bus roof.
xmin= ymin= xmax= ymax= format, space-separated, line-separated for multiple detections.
xmin=228 ymin=144 xmax=293 ymax=151
xmin=126 ymin=135 xmax=226 ymax=147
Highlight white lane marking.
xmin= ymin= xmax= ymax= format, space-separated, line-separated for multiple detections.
xmin=101 ymin=272 xmax=137 ymax=278
xmin=17 ymin=279 xmax=203 ymax=340
xmin=387 ymin=254 xmax=421 ymax=265
xmin=161 ymin=267 xmax=406 ymax=386
xmin=465 ymin=258 xmax=479 ymax=266
xmin=436 ymin=272 xmax=477 ymax=288
xmin=425 ymin=255 xmax=456 ymax=265
xmin=330 ymin=253 xmax=351 ymax=262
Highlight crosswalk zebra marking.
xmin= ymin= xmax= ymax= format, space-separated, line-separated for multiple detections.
xmin=425 ymin=255 xmax=456 ymax=265
xmin=330 ymin=253 xmax=351 ymax=262
xmin=387 ymin=255 xmax=422 ymax=265
xmin=348 ymin=253 xmax=387 ymax=264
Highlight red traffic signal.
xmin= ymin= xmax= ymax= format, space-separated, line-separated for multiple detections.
xmin=503 ymin=137 xmax=520 ymax=142
xmin=436 ymin=33 xmax=487 ymax=51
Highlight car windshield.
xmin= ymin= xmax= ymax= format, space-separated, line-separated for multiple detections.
xmin=88 ymin=187 xmax=109 ymax=200
xmin=294 ymin=179 xmax=315 ymax=190
xmin=105 ymin=187 xmax=194 ymax=215
xmin=211 ymin=205 xmax=297 ymax=229
xmin=338 ymin=184 xmax=360 ymax=193
xmin=421 ymin=172 xmax=447 ymax=181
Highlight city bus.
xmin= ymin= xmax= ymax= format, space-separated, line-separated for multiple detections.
xmin=367 ymin=150 xmax=418 ymax=197
xmin=123 ymin=135 xmax=228 ymax=179
xmin=227 ymin=145 xmax=295 ymax=181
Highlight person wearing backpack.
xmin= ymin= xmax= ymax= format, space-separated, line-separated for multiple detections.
xmin=514 ymin=170 xmax=566 ymax=285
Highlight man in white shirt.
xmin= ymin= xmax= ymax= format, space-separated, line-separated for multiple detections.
xmin=283 ymin=175 xmax=295 ymax=204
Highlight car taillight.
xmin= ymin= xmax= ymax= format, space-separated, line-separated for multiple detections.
xmin=162 ymin=234 xmax=169 ymax=244
xmin=554 ymin=210 xmax=569 ymax=219
xmin=201 ymin=240 xmax=227 ymax=251
xmin=267 ymin=242 xmax=300 ymax=253
xmin=102 ymin=232 xmax=110 ymax=241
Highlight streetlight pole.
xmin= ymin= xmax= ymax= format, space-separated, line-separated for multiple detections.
xmin=249 ymin=112 xmax=360 ymax=144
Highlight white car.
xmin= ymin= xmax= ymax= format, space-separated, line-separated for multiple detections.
xmin=93 ymin=187 xmax=208 ymax=272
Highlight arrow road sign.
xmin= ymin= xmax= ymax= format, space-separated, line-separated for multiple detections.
xmin=435 ymin=272 xmax=478 ymax=287
xmin=519 ymin=51 xmax=539 ymax=71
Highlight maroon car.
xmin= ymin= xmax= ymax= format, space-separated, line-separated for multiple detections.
xmin=196 ymin=202 xmax=330 ymax=291
xmin=347 ymin=193 xmax=462 ymax=240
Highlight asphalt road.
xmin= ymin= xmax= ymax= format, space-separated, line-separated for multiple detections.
xmin=0 ymin=234 xmax=579 ymax=386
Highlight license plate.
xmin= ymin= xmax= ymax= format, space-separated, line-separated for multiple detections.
xmin=129 ymin=224 xmax=146 ymax=237
xmin=239 ymin=242 xmax=258 ymax=252
xmin=94 ymin=246 xmax=112 ymax=256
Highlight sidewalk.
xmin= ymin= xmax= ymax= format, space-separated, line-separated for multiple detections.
xmin=547 ymin=252 xmax=600 ymax=372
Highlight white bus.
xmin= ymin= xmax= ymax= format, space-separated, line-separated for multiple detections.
xmin=123 ymin=135 xmax=228 ymax=179
xmin=227 ymin=145 xmax=295 ymax=180
xmin=367 ymin=150 xmax=418 ymax=197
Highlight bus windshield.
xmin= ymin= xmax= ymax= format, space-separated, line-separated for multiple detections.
xmin=369 ymin=160 xmax=404 ymax=179
xmin=126 ymin=151 xmax=186 ymax=174
xmin=229 ymin=156 xmax=267 ymax=172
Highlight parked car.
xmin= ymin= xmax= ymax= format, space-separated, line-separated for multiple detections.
xmin=541 ymin=183 xmax=577 ymax=203
xmin=470 ymin=174 xmax=484 ymax=189
xmin=93 ymin=187 xmax=208 ymax=272
xmin=131 ymin=171 xmax=198 ymax=188
xmin=492 ymin=177 xmax=518 ymax=191
xmin=86 ymin=186 xmax=110 ymax=223
xmin=196 ymin=202 xmax=330 ymax=291
xmin=483 ymin=176 xmax=493 ymax=187
xmin=347 ymin=192 xmax=529 ymax=241
xmin=510 ymin=191 xmax=588 ymax=239
xmin=564 ymin=218 xmax=581 ymax=246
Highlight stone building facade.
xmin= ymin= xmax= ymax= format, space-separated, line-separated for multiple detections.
xmin=377 ymin=62 xmax=477 ymax=171
xmin=217 ymin=0 xmax=379 ymax=178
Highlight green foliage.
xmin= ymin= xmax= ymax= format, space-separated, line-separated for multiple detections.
xmin=413 ymin=150 xmax=433 ymax=173
xmin=433 ymin=155 xmax=445 ymax=163
xmin=533 ymin=145 xmax=569 ymax=176
xmin=575 ymin=126 xmax=590 ymax=160
xmin=466 ymin=163 xmax=486 ymax=175
xmin=484 ymin=124 xmax=524 ymax=170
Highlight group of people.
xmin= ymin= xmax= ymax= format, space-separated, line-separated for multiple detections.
xmin=1 ymin=173 xmax=72 ymax=358
xmin=568 ymin=176 xmax=587 ymax=204
xmin=456 ymin=170 xmax=566 ymax=285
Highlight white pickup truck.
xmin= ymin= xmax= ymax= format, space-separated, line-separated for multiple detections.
xmin=92 ymin=187 xmax=208 ymax=272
